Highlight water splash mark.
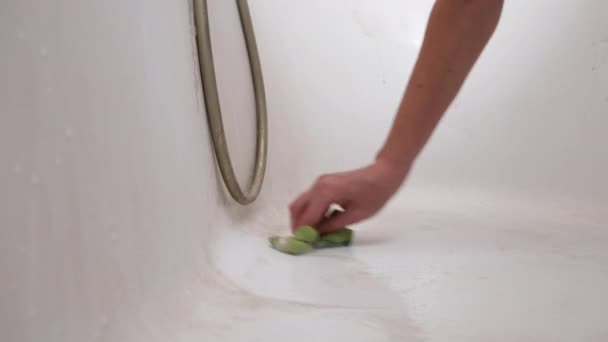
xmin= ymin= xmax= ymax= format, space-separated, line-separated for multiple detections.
xmin=30 ymin=173 xmax=40 ymax=185
xmin=352 ymin=8 xmax=377 ymax=39
xmin=64 ymin=127 xmax=74 ymax=139
xmin=110 ymin=231 xmax=120 ymax=241
xmin=40 ymin=47 xmax=48 ymax=57
xmin=13 ymin=163 xmax=22 ymax=174
xmin=99 ymin=315 xmax=109 ymax=327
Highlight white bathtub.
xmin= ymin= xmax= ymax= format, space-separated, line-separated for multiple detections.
xmin=1 ymin=1 xmax=607 ymax=341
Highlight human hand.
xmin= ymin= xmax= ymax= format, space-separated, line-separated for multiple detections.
xmin=289 ymin=158 xmax=410 ymax=233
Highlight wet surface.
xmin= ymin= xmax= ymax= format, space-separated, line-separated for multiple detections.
xmin=209 ymin=193 xmax=608 ymax=341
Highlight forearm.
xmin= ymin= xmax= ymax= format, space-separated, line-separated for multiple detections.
xmin=378 ymin=0 xmax=503 ymax=170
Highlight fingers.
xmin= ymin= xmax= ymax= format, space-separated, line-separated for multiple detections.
xmin=289 ymin=190 xmax=311 ymax=229
xmin=290 ymin=174 xmax=344 ymax=230
xmin=317 ymin=209 xmax=365 ymax=233
xmin=294 ymin=193 xmax=334 ymax=230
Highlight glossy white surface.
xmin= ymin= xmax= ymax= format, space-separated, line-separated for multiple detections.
xmin=1 ymin=1 xmax=607 ymax=341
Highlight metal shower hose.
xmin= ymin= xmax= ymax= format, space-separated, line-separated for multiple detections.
xmin=193 ymin=0 xmax=268 ymax=205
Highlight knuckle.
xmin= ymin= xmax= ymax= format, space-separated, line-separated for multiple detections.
xmin=316 ymin=174 xmax=335 ymax=189
xmin=315 ymin=175 xmax=329 ymax=186
xmin=314 ymin=182 xmax=331 ymax=194
xmin=316 ymin=174 xmax=330 ymax=184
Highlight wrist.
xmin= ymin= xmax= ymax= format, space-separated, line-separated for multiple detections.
xmin=374 ymin=150 xmax=413 ymax=182
xmin=376 ymin=144 xmax=416 ymax=174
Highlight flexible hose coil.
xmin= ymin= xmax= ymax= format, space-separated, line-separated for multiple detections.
xmin=193 ymin=0 xmax=268 ymax=205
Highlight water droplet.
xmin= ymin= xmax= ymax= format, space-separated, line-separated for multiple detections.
xmin=64 ymin=127 xmax=73 ymax=139
xmin=47 ymin=87 xmax=54 ymax=94
xmin=110 ymin=232 xmax=119 ymax=241
xmin=99 ymin=315 xmax=109 ymax=326
xmin=55 ymin=157 xmax=63 ymax=165
xmin=13 ymin=163 xmax=22 ymax=174
xmin=17 ymin=31 xmax=25 ymax=40
xmin=30 ymin=173 xmax=40 ymax=185
xmin=40 ymin=47 xmax=48 ymax=57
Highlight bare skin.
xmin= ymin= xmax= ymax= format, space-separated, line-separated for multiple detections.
xmin=290 ymin=0 xmax=504 ymax=232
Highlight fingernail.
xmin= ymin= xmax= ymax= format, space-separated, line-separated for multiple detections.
xmin=324 ymin=203 xmax=345 ymax=218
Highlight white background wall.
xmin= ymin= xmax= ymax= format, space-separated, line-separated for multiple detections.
xmin=1 ymin=1 xmax=607 ymax=341
xmin=239 ymin=0 xmax=608 ymax=204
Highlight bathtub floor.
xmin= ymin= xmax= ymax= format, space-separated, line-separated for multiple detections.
xmin=207 ymin=191 xmax=608 ymax=341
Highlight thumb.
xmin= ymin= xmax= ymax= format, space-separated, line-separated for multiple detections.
xmin=295 ymin=194 xmax=334 ymax=229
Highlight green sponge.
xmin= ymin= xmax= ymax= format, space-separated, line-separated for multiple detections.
xmin=269 ymin=226 xmax=354 ymax=255
xmin=269 ymin=236 xmax=314 ymax=255
xmin=293 ymin=225 xmax=320 ymax=243
xmin=314 ymin=228 xmax=354 ymax=249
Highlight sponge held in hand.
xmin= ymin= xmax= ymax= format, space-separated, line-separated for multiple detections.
xmin=293 ymin=225 xmax=320 ymax=243
xmin=268 ymin=236 xmax=314 ymax=255
xmin=269 ymin=226 xmax=353 ymax=255
xmin=314 ymin=228 xmax=353 ymax=249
